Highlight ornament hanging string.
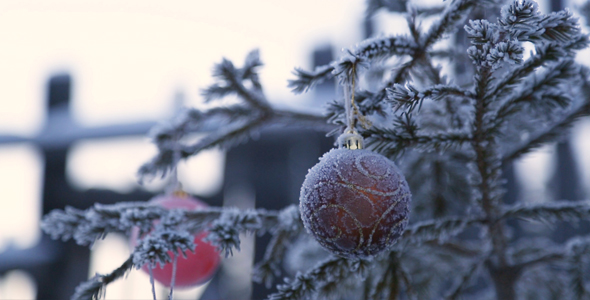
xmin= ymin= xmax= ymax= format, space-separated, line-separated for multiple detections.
xmin=168 ymin=255 xmax=178 ymax=300
xmin=343 ymin=64 xmax=356 ymax=133
xmin=166 ymin=146 xmax=181 ymax=298
xmin=343 ymin=63 xmax=370 ymax=134
xmin=148 ymin=265 xmax=157 ymax=300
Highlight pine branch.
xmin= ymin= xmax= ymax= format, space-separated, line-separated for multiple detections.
xmin=41 ymin=202 xmax=163 ymax=246
xmin=424 ymin=240 xmax=483 ymax=257
xmin=252 ymin=206 xmax=304 ymax=287
xmin=429 ymin=48 xmax=458 ymax=59
xmin=486 ymin=34 xmax=589 ymax=102
xmin=41 ymin=206 xmax=87 ymax=243
xmin=204 ymin=207 xmax=268 ymax=257
xmin=567 ymin=238 xmax=590 ymax=299
xmin=507 ymin=237 xmax=562 ymax=269
xmin=252 ymin=230 xmax=293 ymax=288
xmin=571 ymin=253 xmax=588 ymax=300
xmin=499 ymin=1 xmax=584 ymax=44
xmin=291 ymin=0 xmax=479 ymax=96
xmin=183 ymin=205 xmax=285 ymax=235
xmin=202 ymin=105 xmax=258 ymax=122
xmin=242 ymin=49 xmax=264 ymax=91
xmin=502 ymin=87 xmax=590 ymax=162
xmin=147 ymin=106 xmax=256 ymax=149
xmin=365 ymin=124 xmax=472 ymax=159
xmin=184 ymin=116 xmax=268 ymax=153
xmin=41 ymin=201 xmax=290 ymax=248
xmin=421 ymin=0 xmax=477 ymax=48
xmin=361 ymin=56 xmax=451 ymax=122
xmin=224 ymin=68 xmax=270 ymax=111
xmin=388 ymin=7 xmax=423 ymax=85
xmin=369 ymin=253 xmax=399 ymax=300
xmin=491 ymin=59 xmax=579 ymax=131
xmin=139 ymin=115 xmax=265 ymax=183
xmin=288 ymin=65 xmax=334 ymax=94
xmin=202 ymin=49 xmax=268 ymax=110
xmin=515 ymin=251 xmax=564 ymax=270
xmin=289 ymin=35 xmax=417 ymax=93
xmin=500 ymin=201 xmax=590 ymax=224
xmin=139 ymin=50 xmax=334 ymax=181
xmin=392 ymin=59 xmax=417 ymax=86
xmin=337 ymin=35 xmax=418 ymax=76
xmin=476 ymin=2 xmax=589 ymax=101
xmin=47 ymin=204 xmax=301 ymax=300
xmin=471 ymin=60 xmax=509 ymax=266
xmin=488 ymin=236 xmax=590 ymax=298
xmin=506 ymin=239 xmax=587 ymax=297
xmin=71 ymin=256 xmax=134 ymax=300
xmin=316 ymin=259 xmax=373 ymax=298
xmin=138 ymin=107 xmax=330 ymax=180
xmin=417 ymin=55 xmax=444 ymax=85
xmin=397 ymin=262 xmax=418 ymax=300
xmin=253 ymin=229 xmax=300 ymax=288
xmin=368 ymin=252 xmax=418 ymax=300
xmin=132 ymin=228 xmax=196 ymax=269
xmin=387 ymin=83 xmax=472 ymax=112
xmin=267 ymin=256 xmax=351 ymax=300
xmin=400 ymin=216 xmax=487 ymax=246
xmin=272 ymin=108 xmax=331 ymax=129
xmin=444 ymin=257 xmax=486 ymax=300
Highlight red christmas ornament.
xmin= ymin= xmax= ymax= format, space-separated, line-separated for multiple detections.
xmin=131 ymin=192 xmax=220 ymax=288
xmin=299 ymin=133 xmax=411 ymax=258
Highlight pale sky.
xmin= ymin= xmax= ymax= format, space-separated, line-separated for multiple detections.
xmin=0 ymin=0 xmax=367 ymax=135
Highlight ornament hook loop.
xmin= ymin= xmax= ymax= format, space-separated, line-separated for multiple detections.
xmin=340 ymin=63 xmax=369 ymax=151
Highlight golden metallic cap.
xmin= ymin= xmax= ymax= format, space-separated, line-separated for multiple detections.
xmin=338 ymin=132 xmax=364 ymax=150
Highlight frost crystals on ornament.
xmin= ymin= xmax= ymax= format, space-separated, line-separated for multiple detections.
xmin=299 ymin=136 xmax=411 ymax=259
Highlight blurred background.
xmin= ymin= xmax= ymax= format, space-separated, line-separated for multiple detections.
xmin=0 ymin=0 xmax=589 ymax=299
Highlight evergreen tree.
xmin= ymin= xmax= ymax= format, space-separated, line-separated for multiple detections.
xmin=41 ymin=0 xmax=590 ymax=299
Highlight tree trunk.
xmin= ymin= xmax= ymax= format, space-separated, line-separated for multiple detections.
xmin=487 ymin=262 xmax=520 ymax=300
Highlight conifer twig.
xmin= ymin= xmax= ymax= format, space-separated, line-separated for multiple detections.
xmin=444 ymin=257 xmax=486 ymax=300
xmin=500 ymin=201 xmax=590 ymax=223
xmin=267 ymin=256 xmax=349 ymax=300
xmin=502 ymin=93 xmax=590 ymax=162
xmin=70 ymin=256 xmax=134 ymax=300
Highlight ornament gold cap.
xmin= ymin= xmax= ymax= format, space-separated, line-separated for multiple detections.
xmin=338 ymin=130 xmax=364 ymax=150
xmin=172 ymin=189 xmax=189 ymax=198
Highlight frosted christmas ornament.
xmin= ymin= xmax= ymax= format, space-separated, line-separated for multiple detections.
xmin=130 ymin=191 xmax=221 ymax=288
xmin=299 ymin=132 xmax=411 ymax=258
